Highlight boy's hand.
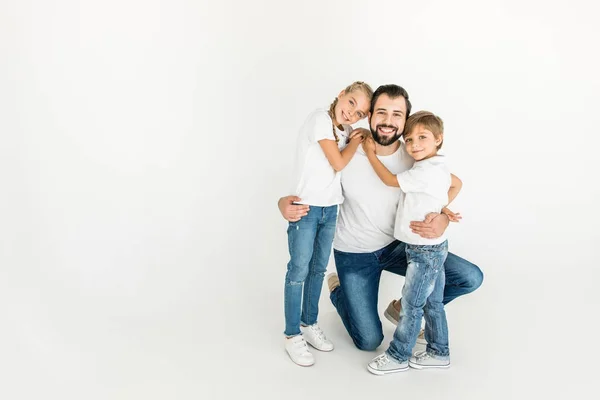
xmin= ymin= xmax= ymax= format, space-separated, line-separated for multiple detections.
xmin=362 ymin=137 xmax=376 ymax=153
xmin=441 ymin=207 xmax=462 ymax=222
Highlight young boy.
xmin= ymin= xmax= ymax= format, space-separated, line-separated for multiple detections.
xmin=362 ymin=111 xmax=462 ymax=375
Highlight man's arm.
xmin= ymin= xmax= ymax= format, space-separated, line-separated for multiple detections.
xmin=278 ymin=196 xmax=310 ymax=222
xmin=410 ymin=212 xmax=450 ymax=239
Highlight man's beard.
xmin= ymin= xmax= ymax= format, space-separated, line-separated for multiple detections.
xmin=371 ymin=124 xmax=402 ymax=146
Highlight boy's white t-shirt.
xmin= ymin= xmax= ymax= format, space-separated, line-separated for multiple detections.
xmin=334 ymin=144 xmax=414 ymax=252
xmin=291 ymin=109 xmax=351 ymax=206
xmin=395 ymin=155 xmax=451 ymax=245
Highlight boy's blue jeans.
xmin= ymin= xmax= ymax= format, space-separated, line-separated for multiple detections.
xmin=284 ymin=205 xmax=337 ymax=337
xmin=330 ymin=239 xmax=483 ymax=351
xmin=387 ymin=241 xmax=449 ymax=362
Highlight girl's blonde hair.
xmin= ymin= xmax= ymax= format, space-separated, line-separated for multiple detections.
xmin=328 ymin=81 xmax=374 ymax=143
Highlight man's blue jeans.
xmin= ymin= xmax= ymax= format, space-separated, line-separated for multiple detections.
xmin=284 ymin=205 xmax=337 ymax=337
xmin=387 ymin=241 xmax=449 ymax=362
xmin=330 ymin=240 xmax=483 ymax=350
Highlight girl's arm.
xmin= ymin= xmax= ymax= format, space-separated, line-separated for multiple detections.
xmin=319 ymin=134 xmax=364 ymax=172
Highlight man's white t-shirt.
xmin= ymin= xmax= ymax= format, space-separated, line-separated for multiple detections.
xmin=395 ymin=156 xmax=451 ymax=246
xmin=291 ymin=109 xmax=351 ymax=206
xmin=334 ymin=143 xmax=414 ymax=253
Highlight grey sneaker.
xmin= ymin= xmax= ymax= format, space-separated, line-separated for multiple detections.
xmin=383 ymin=299 xmax=427 ymax=345
xmin=409 ymin=350 xmax=450 ymax=369
xmin=367 ymin=353 xmax=409 ymax=375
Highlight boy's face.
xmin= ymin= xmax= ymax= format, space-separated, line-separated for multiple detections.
xmin=369 ymin=94 xmax=407 ymax=146
xmin=403 ymin=124 xmax=442 ymax=161
xmin=334 ymin=90 xmax=370 ymax=125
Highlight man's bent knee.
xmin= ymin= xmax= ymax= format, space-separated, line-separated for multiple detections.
xmin=354 ymin=333 xmax=384 ymax=351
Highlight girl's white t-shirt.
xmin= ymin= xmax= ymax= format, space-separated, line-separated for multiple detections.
xmin=290 ymin=109 xmax=351 ymax=206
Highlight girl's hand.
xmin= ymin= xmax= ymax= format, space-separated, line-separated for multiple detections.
xmin=441 ymin=207 xmax=462 ymax=222
xmin=362 ymin=137 xmax=376 ymax=153
xmin=349 ymin=128 xmax=370 ymax=140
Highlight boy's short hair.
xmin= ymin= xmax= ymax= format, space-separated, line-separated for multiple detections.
xmin=403 ymin=111 xmax=444 ymax=150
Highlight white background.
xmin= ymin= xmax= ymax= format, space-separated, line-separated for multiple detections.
xmin=1 ymin=0 xmax=599 ymax=399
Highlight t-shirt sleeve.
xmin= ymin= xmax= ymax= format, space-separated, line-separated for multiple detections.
xmin=396 ymin=163 xmax=448 ymax=194
xmin=309 ymin=111 xmax=336 ymax=143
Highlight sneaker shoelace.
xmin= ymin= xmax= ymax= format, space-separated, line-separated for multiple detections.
xmin=413 ymin=350 xmax=431 ymax=362
xmin=373 ymin=354 xmax=391 ymax=367
xmin=309 ymin=324 xmax=327 ymax=342
xmin=293 ymin=336 xmax=310 ymax=355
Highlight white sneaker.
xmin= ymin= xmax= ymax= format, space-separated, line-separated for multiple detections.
xmin=301 ymin=323 xmax=334 ymax=351
xmin=409 ymin=350 xmax=450 ymax=369
xmin=367 ymin=353 xmax=409 ymax=375
xmin=284 ymin=335 xmax=315 ymax=366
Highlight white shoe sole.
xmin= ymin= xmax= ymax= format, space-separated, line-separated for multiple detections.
xmin=408 ymin=361 xmax=450 ymax=370
xmin=367 ymin=364 xmax=409 ymax=375
xmin=304 ymin=338 xmax=334 ymax=352
xmin=285 ymin=350 xmax=315 ymax=367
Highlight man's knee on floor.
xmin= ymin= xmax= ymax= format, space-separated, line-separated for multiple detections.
xmin=354 ymin=332 xmax=384 ymax=351
xmin=466 ymin=266 xmax=484 ymax=292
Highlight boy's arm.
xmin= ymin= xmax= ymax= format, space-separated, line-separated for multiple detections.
xmin=442 ymin=174 xmax=463 ymax=222
xmin=447 ymin=173 xmax=463 ymax=205
xmin=319 ymin=134 xmax=363 ymax=172
xmin=366 ymin=150 xmax=400 ymax=187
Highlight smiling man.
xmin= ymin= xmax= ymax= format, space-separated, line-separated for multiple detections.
xmin=278 ymin=84 xmax=483 ymax=353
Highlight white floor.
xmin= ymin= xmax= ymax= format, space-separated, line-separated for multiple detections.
xmin=1 ymin=255 xmax=595 ymax=400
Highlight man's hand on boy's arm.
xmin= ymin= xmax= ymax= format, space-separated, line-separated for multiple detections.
xmin=278 ymin=196 xmax=310 ymax=222
xmin=410 ymin=212 xmax=450 ymax=239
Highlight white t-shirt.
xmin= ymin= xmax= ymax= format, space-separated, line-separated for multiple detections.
xmin=334 ymin=143 xmax=414 ymax=253
xmin=395 ymin=156 xmax=451 ymax=245
xmin=291 ymin=109 xmax=351 ymax=206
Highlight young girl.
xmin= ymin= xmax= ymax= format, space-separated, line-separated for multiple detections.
xmin=362 ymin=111 xmax=463 ymax=375
xmin=284 ymin=81 xmax=373 ymax=366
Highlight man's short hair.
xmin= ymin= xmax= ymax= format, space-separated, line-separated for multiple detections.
xmin=370 ymin=84 xmax=412 ymax=119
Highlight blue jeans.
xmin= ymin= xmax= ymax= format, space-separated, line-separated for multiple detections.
xmin=284 ymin=205 xmax=338 ymax=336
xmin=387 ymin=242 xmax=449 ymax=362
xmin=330 ymin=240 xmax=483 ymax=351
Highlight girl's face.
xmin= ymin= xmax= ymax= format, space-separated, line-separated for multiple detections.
xmin=334 ymin=90 xmax=370 ymax=125
xmin=403 ymin=124 xmax=443 ymax=161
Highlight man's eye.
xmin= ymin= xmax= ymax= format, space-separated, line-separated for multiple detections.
xmin=420 ymin=135 xmax=427 ymax=139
